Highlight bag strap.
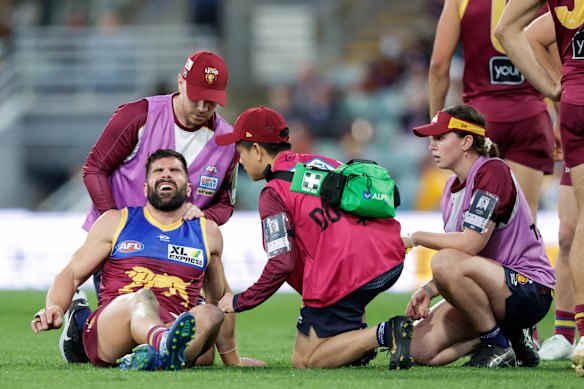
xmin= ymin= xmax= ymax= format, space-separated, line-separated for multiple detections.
xmin=265 ymin=169 xmax=294 ymax=182
xmin=347 ymin=159 xmax=378 ymax=165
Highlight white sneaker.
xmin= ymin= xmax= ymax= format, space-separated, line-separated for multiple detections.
xmin=573 ymin=338 xmax=584 ymax=377
xmin=538 ymin=334 xmax=574 ymax=360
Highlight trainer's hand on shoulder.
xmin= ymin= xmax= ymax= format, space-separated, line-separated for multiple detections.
xmin=182 ymin=202 xmax=205 ymax=221
xmin=31 ymin=305 xmax=64 ymax=333
xmin=406 ymin=289 xmax=430 ymax=321
xmin=218 ymin=292 xmax=235 ymax=313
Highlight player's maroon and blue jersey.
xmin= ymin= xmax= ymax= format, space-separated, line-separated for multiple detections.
xmin=98 ymin=206 xmax=210 ymax=322
xmin=548 ymin=0 xmax=584 ymax=105
xmin=459 ymin=0 xmax=547 ymax=122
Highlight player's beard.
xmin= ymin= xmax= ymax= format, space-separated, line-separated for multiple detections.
xmin=147 ymin=179 xmax=188 ymax=212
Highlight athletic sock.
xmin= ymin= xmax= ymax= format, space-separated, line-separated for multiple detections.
xmin=554 ymin=309 xmax=576 ymax=344
xmin=479 ymin=325 xmax=509 ymax=348
xmin=74 ymin=308 xmax=91 ymax=328
xmin=147 ymin=325 xmax=167 ymax=352
xmin=575 ymin=305 xmax=584 ymax=338
xmin=376 ymin=321 xmax=390 ymax=347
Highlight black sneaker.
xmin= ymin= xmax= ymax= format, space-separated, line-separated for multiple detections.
xmin=59 ymin=289 xmax=91 ymax=363
xmin=349 ymin=348 xmax=378 ymax=367
xmin=512 ymin=327 xmax=540 ymax=367
xmin=386 ymin=316 xmax=414 ymax=370
xmin=462 ymin=344 xmax=517 ymax=368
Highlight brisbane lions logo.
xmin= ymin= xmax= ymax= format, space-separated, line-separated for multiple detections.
xmin=119 ymin=266 xmax=191 ymax=308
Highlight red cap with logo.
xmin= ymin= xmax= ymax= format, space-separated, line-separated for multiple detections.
xmin=413 ymin=111 xmax=486 ymax=137
xmin=215 ymin=106 xmax=290 ymax=145
xmin=182 ymin=51 xmax=228 ymax=106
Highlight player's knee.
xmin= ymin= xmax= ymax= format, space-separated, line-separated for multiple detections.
xmin=194 ymin=304 xmax=224 ymax=329
xmin=558 ymin=223 xmax=575 ymax=253
xmin=133 ymin=288 xmax=159 ymax=308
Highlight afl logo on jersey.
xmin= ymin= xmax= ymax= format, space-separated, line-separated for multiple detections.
xmin=116 ymin=240 xmax=145 ymax=253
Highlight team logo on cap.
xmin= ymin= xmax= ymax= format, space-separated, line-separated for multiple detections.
xmin=205 ymin=67 xmax=218 ymax=84
xmin=245 ymin=131 xmax=253 ymax=138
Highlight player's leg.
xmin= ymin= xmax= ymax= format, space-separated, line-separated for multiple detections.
xmin=559 ymin=103 xmax=584 ymax=371
xmin=431 ymin=249 xmax=516 ymax=367
xmin=540 ymin=182 xmax=577 ymax=360
xmin=569 ymin=163 xmax=584 ymax=354
xmin=94 ymin=288 xmax=168 ymax=364
xmin=504 ymin=160 xmax=543 ymax=222
xmin=184 ymin=303 xmax=224 ymax=363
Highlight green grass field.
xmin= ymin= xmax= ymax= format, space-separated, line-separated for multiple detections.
xmin=1 ymin=290 xmax=581 ymax=388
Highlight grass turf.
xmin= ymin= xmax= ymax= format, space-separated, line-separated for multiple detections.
xmin=1 ymin=290 xmax=581 ymax=388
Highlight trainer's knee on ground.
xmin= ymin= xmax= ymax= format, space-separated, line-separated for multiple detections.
xmin=291 ymin=351 xmax=309 ymax=369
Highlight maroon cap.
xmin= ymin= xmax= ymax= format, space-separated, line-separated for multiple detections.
xmin=413 ymin=111 xmax=486 ymax=137
xmin=181 ymin=51 xmax=228 ymax=106
xmin=215 ymin=106 xmax=290 ymax=146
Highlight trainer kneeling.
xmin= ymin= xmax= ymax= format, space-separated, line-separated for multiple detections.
xmin=404 ymin=105 xmax=555 ymax=368
xmin=215 ymin=106 xmax=413 ymax=369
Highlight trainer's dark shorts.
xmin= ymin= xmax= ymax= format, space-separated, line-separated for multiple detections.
xmin=83 ymin=307 xmax=114 ymax=367
xmin=501 ymin=267 xmax=553 ymax=336
xmin=297 ymin=264 xmax=403 ymax=338
xmin=560 ymin=102 xmax=584 ymax=168
xmin=560 ymin=163 xmax=572 ymax=186
xmin=487 ymin=111 xmax=554 ymax=174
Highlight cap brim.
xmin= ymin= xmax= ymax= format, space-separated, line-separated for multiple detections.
xmin=412 ymin=123 xmax=450 ymax=137
xmin=214 ymin=132 xmax=241 ymax=146
xmin=186 ymin=84 xmax=226 ymax=106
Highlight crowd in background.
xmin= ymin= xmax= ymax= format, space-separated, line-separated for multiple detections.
xmin=0 ymin=0 xmax=563 ymax=212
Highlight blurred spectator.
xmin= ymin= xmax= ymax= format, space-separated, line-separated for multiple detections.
xmin=191 ymin=0 xmax=222 ymax=34
xmin=288 ymin=120 xmax=314 ymax=155
xmin=291 ymin=61 xmax=339 ymax=140
xmin=88 ymin=10 xmax=136 ymax=92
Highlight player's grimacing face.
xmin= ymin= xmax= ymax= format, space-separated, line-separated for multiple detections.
xmin=146 ymin=157 xmax=191 ymax=211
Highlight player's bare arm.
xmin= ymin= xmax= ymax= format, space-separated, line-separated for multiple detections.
xmin=428 ymin=0 xmax=461 ymax=118
xmin=31 ymin=210 xmax=122 ymax=333
xmin=495 ymin=0 xmax=561 ymax=100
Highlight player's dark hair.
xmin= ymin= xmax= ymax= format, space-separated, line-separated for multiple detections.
xmin=444 ymin=105 xmax=500 ymax=158
xmin=236 ymin=140 xmax=292 ymax=156
xmin=145 ymin=149 xmax=189 ymax=176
